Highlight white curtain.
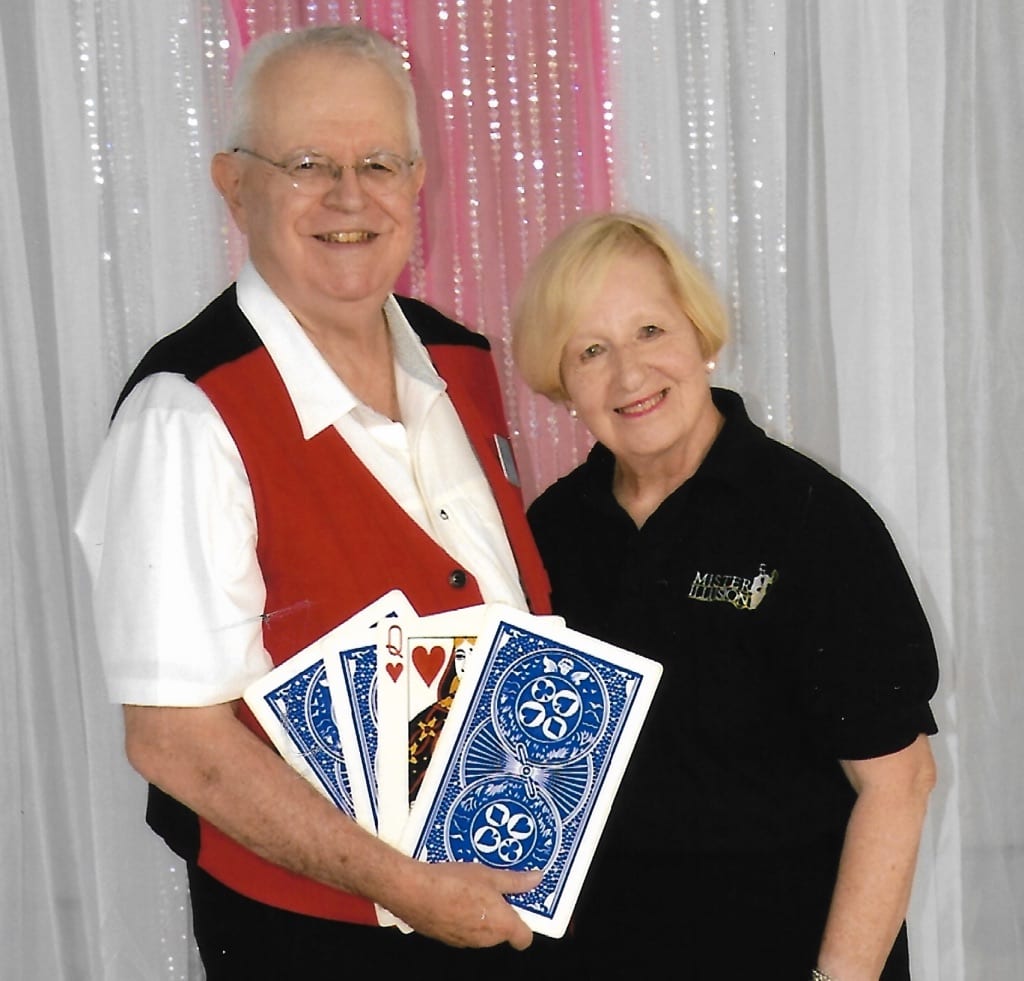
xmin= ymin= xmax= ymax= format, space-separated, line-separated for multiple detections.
xmin=3 ymin=1 xmax=1021 ymax=977
xmin=2 ymin=1 xmax=227 ymax=976
xmin=609 ymin=1 xmax=1022 ymax=977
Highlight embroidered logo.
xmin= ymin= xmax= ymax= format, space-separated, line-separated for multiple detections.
xmin=688 ymin=563 xmax=778 ymax=611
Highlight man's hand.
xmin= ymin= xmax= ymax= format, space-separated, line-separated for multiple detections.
xmin=123 ymin=701 xmax=540 ymax=949
xmin=383 ymin=861 xmax=542 ymax=949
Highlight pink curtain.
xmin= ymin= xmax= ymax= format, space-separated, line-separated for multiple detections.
xmin=223 ymin=0 xmax=612 ymax=500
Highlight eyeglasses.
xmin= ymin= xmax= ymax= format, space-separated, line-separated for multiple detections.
xmin=232 ymin=147 xmax=419 ymax=195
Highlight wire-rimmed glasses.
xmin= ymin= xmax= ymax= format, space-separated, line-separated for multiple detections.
xmin=233 ymin=147 xmax=419 ymax=195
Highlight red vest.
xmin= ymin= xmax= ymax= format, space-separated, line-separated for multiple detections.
xmin=176 ymin=298 xmax=551 ymax=921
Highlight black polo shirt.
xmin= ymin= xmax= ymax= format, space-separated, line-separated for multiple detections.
xmin=528 ymin=388 xmax=938 ymax=855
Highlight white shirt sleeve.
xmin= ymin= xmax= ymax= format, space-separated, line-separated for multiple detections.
xmin=74 ymin=373 xmax=272 ymax=706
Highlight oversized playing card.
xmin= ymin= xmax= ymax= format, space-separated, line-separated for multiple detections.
xmin=321 ymin=591 xmax=418 ymax=834
xmin=242 ymin=633 xmax=359 ymax=822
xmin=375 ymin=604 xmax=489 ymax=847
xmin=400 ymin=606 xmax=662 ymax=938
xmin=244 ymin=591 xmax=417 ymax=836
xmin=377 ymin=606 xmax=567 ymax=845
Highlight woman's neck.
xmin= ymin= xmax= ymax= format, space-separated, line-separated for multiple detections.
xmin=612 ymin=406 xmax=724 ymax=527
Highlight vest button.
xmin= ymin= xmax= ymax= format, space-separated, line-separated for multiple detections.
xmin=448 ymin=569 xmax=467 ymax=588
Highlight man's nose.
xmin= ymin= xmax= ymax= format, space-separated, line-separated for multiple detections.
xmin=323 ymin=165 xmax=369 ymax=208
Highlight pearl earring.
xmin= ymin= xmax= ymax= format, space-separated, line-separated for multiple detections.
xmin=705 ymin=359 xmax=716 ymax=373
xmin=567 ymin=405 xmax=578 ymax=419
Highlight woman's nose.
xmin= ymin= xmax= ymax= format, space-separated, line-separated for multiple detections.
xmin=613 ymin=345 xmax=646 ymax=388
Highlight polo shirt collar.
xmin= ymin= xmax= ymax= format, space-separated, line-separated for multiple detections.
xmin=696 ymin=387 xmax=774 ymax=495
xmin=580 ymin=387 xmax=773 ymax=507
xmin=235 ymin=261 xmax=444 ymax=440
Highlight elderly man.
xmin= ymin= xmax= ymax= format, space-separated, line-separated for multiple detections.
xmin=76 ymin=24 xmax=557 ymax=977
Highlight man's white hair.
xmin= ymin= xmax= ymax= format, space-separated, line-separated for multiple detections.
xmin=224 ymin=24 xmax=421 ymax=157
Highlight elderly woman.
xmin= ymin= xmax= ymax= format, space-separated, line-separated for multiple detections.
xmin=513 ymin=212 xmax=938 ymax=980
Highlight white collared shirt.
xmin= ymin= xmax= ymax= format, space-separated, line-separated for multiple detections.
xmin=75 ymin=263 xmax=526 ymax=706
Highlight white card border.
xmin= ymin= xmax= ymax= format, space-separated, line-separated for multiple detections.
xmin=242 ymin=633 xmax=359 ymax=821
xmin=399 ymin=605 xmax=663 ymax=938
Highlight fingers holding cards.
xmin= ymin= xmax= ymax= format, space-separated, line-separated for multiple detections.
xmin=399 ymin=606 xmax=662 ymax=938
xmin=383 ymin=858 xmax=540 ymax=951
xmin=243 ymin=592 xmax=660 ymax=940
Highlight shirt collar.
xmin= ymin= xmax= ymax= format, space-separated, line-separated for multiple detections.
xmin=236 ymin=261 xmax=444 ymax=440
xmin=581 ymin=388 xmax=773 ymax=505
xmin=696 ymin=387 xmax=773 ymax=491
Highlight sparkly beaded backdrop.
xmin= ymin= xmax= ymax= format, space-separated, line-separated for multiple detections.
xmin=15 ymin=2 xmax=1023 ymax=976
xmin=76 ymin=0 xmax=786 ymax=501
xmin=57 ymin=7 xmax=791 ymax=973
xmin=219 ymin=0 xmax=615 ymax=498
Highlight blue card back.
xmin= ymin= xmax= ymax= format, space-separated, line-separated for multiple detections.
xmin=403 ymin=612 xmax=662 ymax=937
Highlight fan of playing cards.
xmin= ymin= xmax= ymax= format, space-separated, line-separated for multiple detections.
xmin=243 ymin=592 xmax=662 ymax=938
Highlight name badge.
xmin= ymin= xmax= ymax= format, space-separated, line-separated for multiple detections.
xmin=493 ymin=434 xmax=521 ymax=487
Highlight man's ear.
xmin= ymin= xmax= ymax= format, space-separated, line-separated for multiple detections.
xmin=210 ymin=151 xmax=248 ymax=234
xmin=410 ymin=156 xmax=427 ymax=197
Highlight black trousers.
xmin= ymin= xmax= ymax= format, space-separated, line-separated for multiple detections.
xmin=565 ymin=848 xmax=911 ymax=979
xmin=188 ymin=859 xmax=910 ymax=980
xmin=187 ymin=864 xmax=578 ymax=980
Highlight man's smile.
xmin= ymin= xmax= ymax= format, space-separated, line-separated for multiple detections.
xmin=314 ymin=230 xmax=377 ymax=243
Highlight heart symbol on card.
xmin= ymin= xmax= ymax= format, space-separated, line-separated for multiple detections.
xmin=385 ymin=662 xmax=403 ymax=683
xmin=412 ymin=644 xmax=446 ymax=686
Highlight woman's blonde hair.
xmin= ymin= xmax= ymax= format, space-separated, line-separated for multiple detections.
xmin=512 ymin=211 xmax=729 ymax=402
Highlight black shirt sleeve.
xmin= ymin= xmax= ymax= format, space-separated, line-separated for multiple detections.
xmin=787 ymin=475 xmax=939 ymax=760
